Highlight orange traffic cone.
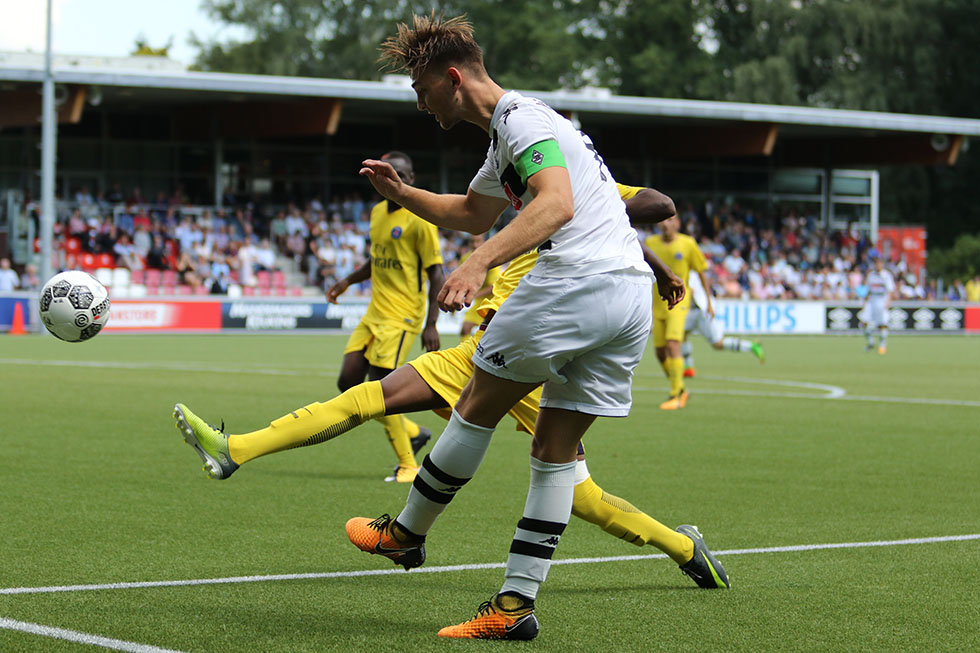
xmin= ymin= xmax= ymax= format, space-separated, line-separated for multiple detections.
xmin=9 ymin=301 xmax=26 ymax=335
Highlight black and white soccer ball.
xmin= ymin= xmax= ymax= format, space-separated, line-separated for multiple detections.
xmin=39 ymin=270 xmax=111 ymax=342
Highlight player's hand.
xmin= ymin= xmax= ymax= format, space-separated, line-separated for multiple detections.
xmin=706 ymin=303 xmax=715 ymax=319
xmin=421 ymin=324 xmax=440 ymax=352
xmin=657 ymin=269 xmax=686 ymax=310
xmin=438 ymin=257 xmax=487 ymax=312
xmin=359 ymin=159 xmax=404 ymax=202
xmin=325 ymin=278 xmax=349 ymax=303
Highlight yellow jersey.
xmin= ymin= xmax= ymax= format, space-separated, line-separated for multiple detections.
xmin=475 ymin=183 xmax=644 ymax=317
xmin=363 ymin=200 xmax=443 ymax=332
xmin=644 ymin=232 xmax=707 ymax=315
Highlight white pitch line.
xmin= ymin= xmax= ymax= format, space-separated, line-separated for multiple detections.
xmin=6 ymin=359 xmax=978 ymax=407
xmin=0 ymin=617 xmax=184 ymax=653
xmin=2 ymin=534 xmax=977 ymax=597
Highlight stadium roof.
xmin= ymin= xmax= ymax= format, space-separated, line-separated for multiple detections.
xmin=2 ymin=53 xmax=979 ymax=167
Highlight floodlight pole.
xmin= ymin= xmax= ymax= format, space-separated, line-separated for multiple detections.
xmin=40 ymin=0 xmax=57 ymax=283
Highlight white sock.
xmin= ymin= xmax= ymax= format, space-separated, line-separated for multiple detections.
xmin=396 ymin=409 xmax=494 ymax=536
xmin=500 ymin=456 xmax=577 ymax=601
xmin=681 ymin=340 xmax=694 ymax=368
xmin=879 ymin=328 xmax=888 ymax=347
xmin=722 ymin=336 xmax=753 ymax=353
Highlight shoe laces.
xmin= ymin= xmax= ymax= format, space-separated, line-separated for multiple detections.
xmin=471 ymin=600 xmax=495 ymax=620
xmin=367 ymin=513 xmax=393 ymax=532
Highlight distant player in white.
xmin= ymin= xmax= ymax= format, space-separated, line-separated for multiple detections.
xmin=681 ymin=270 xmax=765 ymax=376
xmin=860 ymin=251 xmax=895 ymax=354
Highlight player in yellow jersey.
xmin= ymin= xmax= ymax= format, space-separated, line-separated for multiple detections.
xmin=644 ymin=215 xmax=710 ymax=410
xmin=457 ymin=234 xmax=502 ymax=337
xmin=325 ymin=151 xmax=445 ymax=482
xmin=174 ymin=183 xmax=730 ymax=596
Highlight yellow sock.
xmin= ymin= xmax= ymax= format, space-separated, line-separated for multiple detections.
xmin=228 ymin=381 xmax=387 ymax=464
xmin=667 ymin=357 xmax=685 ymax=397
xmin=378 ymin=414 xmax=418 ymax=468
xmin=572 ymin=476 xmax=694 ymax=565
xmin=403 ymin=417 xmax=421 ymax=439
xmin=659 ymin=358 xmax=670 ymax=378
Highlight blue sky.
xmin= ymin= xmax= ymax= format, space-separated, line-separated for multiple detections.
xmin=0 ymin=0 xmax=247 ymax=65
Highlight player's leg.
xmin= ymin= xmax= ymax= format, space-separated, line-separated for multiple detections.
xmin=337 ymin=350 xmax=369 ymax=392
xmin=682 ymin=309 xmax=697 ymax=376
xmin=359 ymin=325 xmax=429 ymax=478
xmin=709 ymin=312 xmax=764 ymax=363
xmin=367 ymin=363 xmax=423 ymax=480
xmin=877 ymin=324 xmax=888 ymax=354
xmin=653 ymin=316 xmax=669 ymax=377
xmin=681 ymin=339 xmax=696 ymax=376
xmin=506 ymin=377 xmax=714 ymax=574
xmin=174 ymin=364 xmax=447 ymax=479
xmin=660 ymin=306 xmax=689 ymax=409
xmin=346 ymin=367 xmax=540 ymax=568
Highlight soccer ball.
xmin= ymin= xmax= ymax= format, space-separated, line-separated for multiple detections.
xmin=39 ymin=270 xmax=111 ymax=342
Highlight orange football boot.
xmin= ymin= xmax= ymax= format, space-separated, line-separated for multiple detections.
xmin=345 ymin=513 xmax=425 ymax=570
xmin=437 ymin=593 xmax=539 ymax=640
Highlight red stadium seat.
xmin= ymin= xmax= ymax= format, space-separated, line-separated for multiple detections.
xmin=177 ymin=285 xmax=192 ymax=295
xmin=288 ymin=286 xmax=303 ymax=297
xmin=272 ymin=270 xmax=286 ymax=288
xmin=66 ymin=238 xmax=82 ymax=253
xmin=145 ymin=269 xmax=161 ymax=286
xmin=273 ymin=286 xmax=286 ymax=296
xmin=194 ymin=285 xmax=210 ymax=295
xmin=161 ymin=285 xmax=176 ymax=296
xmin=130 ymin=269 xmax=145 ymax=284
xmin=145 ymin=285 xmax=159 ymax=295
xmin=161 ymin=270 xmax=178 ymax=286
xmin=256 ymin=270 xmax=271 ymax=288
xmin=80 ymin=253 xmax=97 ymax=270
xmin=242 ymin=286 xmax=255 ymax=296
xmin=97 ymin=253 xmax=115 ymax=268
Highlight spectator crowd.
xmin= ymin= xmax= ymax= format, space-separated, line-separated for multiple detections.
xmin=6 ymin=185 xmax=980 ymax=304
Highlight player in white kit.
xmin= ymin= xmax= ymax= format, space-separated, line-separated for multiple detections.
xmin=681 ymin=270 xmax=765 ymax=376
xmin=342 ymin=13 xmax=726 ymax=641
xmin=860 ymin=251 xmax=895 ymax=354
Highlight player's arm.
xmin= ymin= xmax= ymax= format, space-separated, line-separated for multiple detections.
xmin=326 ymin=260 xmax=371 ymax=303
xmin=360 ymin=159 xmax=508 ymax=233
xmin=421 ymin=264 xmax=444 ymax=352
xmin=640 ymin=239 xmax=685 ymax=309
xmin=625 ymin=188 xmax=676 ymax=224
xmin=438 ymin=166 xmax=574 ymax=311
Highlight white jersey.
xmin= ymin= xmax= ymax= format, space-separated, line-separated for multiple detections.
xmin=866 ymin=269 xmax=895 ymax=300
xmin=469 ymin=91 xmax=648 ymax=278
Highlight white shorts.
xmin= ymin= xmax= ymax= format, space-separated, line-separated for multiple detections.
xmin=685 ymin=307 xmax=724 ymax=344
xmin=860 ymin=298 xmax=888 ymax=327
xmin=473 ymin=270 xmax=653 ymax=417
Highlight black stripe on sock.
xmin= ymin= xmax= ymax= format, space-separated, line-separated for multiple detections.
xmin=421 ymin=455 xmax=470 ymax=487
xmin=517 ymin=517 xmax=567 ymax=536
xmin=411 ymin=475 xmax=454 ymax=504
xmin=509 ymin=539 xmax=557 ymax=560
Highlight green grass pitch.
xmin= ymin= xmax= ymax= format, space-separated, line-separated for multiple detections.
xmin=1 ymin=333 xmax=978 ymax=651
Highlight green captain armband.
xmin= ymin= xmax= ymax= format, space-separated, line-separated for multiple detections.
xmin=515 ymin=139 xmax=566 ymax=183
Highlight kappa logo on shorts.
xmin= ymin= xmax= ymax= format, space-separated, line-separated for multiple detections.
xmin=539 ymin=536 xmax=560 ymax=546
xmin=485 ymin=351 xmax=507 ymax=367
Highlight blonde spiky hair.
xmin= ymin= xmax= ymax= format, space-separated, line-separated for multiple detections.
xmin=378 ymin=12 xmax=484 ymax=79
